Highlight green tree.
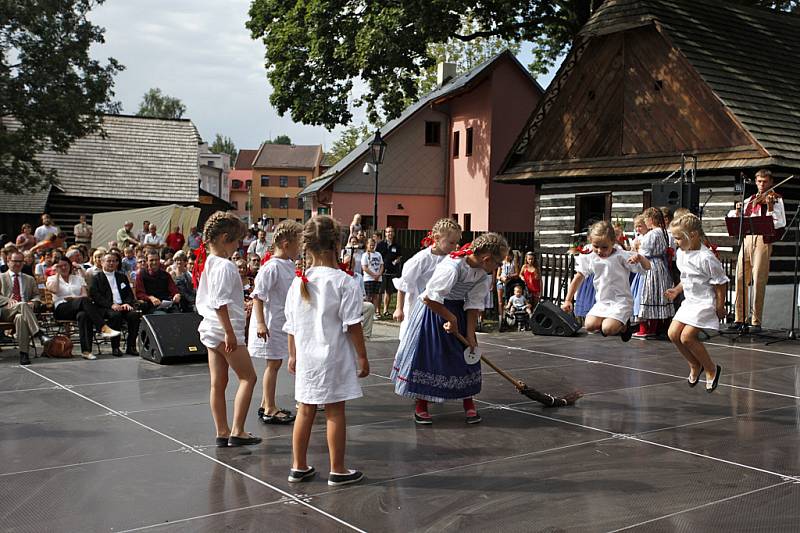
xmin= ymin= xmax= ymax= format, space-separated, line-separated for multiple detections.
xmin=136 ymin=88 xmax=186 ymax=119
xmin=247 ymin=0 xmax=798 ymax=129
xmin=210 ymin=134 xmax=237 ymax=164
xmin=0 ymin=0 xmax=123 ymax=194
xmin=326 ymin=124 xmax=372 ymax=166
xmin=264 ymin=134 xmax=292 ymax=145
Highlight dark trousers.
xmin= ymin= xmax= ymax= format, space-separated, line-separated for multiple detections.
xmin=103 ymin=309 xmax=140 ymax=351
xmin=54 ymin=298 xmax=105 ymax=352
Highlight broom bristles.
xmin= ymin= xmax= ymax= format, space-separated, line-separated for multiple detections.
xmin=519 ymin=385 xmax=583 ymax=407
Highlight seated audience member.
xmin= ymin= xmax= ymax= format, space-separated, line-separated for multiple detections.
xmin=142 ymin=224 xmax=165 ymax=249
xmin=161 ymin=247 xmax=175 ymax=269
xmin=47 ymin=256 xmax=120 ymax=360
xmin=86 ymin=248 xmax=107 ymax=278
xmin=247 ymin=229 xmax=269 ymax=258
xmin=187 ymin=226 xmax=202 ymax=252
xmin=0 ymin=253 xmax=50 ymax=365
xmin=21 ymin=251 xmax=35 ymax=277
xmin=34 ymin=213 xmax=60 ymax=243
xmin=121 ymin=246 xmax=137 ymax=275
xmin=0 ymin=243 xmax=18 ymax=272
xmin=74 ymin=214 xmax=93 ymax=246
xmin=130 ymin=257 xmax=146 ymax=283
xmin=135 ymin=251 xmax=181 ymax=314
xmin=169 ymin=251 xmax=196 ymax=312
xmin=116 ymin=220 xmax=140 ymax=249
xmin=247 ymin=253 xmax=261 ymax=277
xmin=15 ymin=224 xmax=36 ymax=252
xmin=165 ymin=226 xmax=185 ymax=252
xmin=90 ymin=252 xmax=140 ymax=356
xmin=65 ymin=248 xmax=88 ymax=280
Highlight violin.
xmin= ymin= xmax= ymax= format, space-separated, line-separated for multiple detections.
xmin=752 ymin=189 xmax=779 ymax=208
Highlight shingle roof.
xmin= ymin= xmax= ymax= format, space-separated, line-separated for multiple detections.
xmin=580 ymin=0 xmax=800 ymax=164
xmin=233 ymin=149 xmax=258 ymax=169
xmin=301 ymin=49 xmax=542 ymax=197
xmin=0 ymin=186 xmax=54 ymax=214
xmin=252 ymin=144 xmax=321 ymax=169
xmin=0 ymin=115 xmax=201 ymax=212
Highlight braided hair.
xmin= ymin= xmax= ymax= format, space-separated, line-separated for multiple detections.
xmin=471 ymin=232 xmax=509 ymax=262
xmin=203 ymin=211 xmax=247 ymax=244
xmin=299 ymin=215 xmax=341 ymax=301
xmin=643 ymin=207 xmax=669 ymax=246
xmin=431 ymin=218 xmax=461 ymax=241
xmin=271 ymin=219 xmax=303 ymax=251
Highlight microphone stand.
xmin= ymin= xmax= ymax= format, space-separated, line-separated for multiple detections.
xmin=721 ymin=179 xmax=751 ymax=338
xmin=766 ymin=202 xmax=800 ymax=345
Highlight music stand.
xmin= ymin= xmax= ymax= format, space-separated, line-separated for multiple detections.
xmin=766 ymin=203 xmax=800 ymax=345
xmin=724 ymin=215 xmax=777 ymax=341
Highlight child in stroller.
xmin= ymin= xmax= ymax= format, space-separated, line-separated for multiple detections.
xmin=503 ymin=283 xmax=532 ymax=331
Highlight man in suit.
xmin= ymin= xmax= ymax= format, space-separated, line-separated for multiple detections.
xmin=0 ymin=252 xmax=49 ymax=364
xmin=90 ymin=252 xmax=140 ymax=356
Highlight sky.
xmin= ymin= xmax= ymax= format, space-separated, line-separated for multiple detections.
xmin=89 ymin=0 xmax=560 ymax=152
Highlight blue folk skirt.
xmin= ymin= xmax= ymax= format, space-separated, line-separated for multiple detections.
xmin=574 ymin=274 xmax=596 ymax=318
xmin=630 ymin=271 xmax=646 ymax=318
xmin=390 ymin=299 xmax=481 ymax=402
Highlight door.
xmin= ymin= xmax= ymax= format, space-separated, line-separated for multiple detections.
xmin=386 ymin=215 xmax=409 ymax=230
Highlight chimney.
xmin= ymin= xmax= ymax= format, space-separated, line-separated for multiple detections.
xmin=437 ymin=62 xmax=457 ymax=87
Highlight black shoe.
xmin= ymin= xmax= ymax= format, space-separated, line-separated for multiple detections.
xmin=111 ymin=348 xmax=123 ymax=357
xmin=727 ymin=322 xmax=743 ymax=332
xmin=228 ymin=433 xmax=262 ymax=447
xmin=688 ymin=366 xmax=703 ymax=387
xmin=19 ymin=352 xmax=31 ymax=366
xmin=706 ymin=365 xmax=722 ymax=393
xmin=215 ymin=436 xmax=229 ymax=448
xmin=620 ymin=320 xmax=633 ymax=342
xmin=288 ymin=466 xmax=316 ymax=483
xmin=465 ymin=411 xmax=482 ymax=424
xmin=749 ymin=325 xmax=762 ymax=334
xmin=328 ymin=470 xmax=364 ymax=486
xmin=414 ymin=412 xmax=433 ymax=425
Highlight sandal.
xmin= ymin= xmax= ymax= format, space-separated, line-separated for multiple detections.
xmin=261 ymin=409 xmax=296 ymax=424
xmin=228 ymin=433 xmax=263 ymax=447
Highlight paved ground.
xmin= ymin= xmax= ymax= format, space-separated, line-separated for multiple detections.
xmin=3 ymin=322 xmax=800 ymax=532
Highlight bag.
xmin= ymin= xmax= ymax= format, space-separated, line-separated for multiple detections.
xmin=44 ymin=335 xmax=74 ymax=358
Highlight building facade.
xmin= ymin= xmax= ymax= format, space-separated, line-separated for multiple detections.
xmin=250 ymin=144 xmax=323 ymax=224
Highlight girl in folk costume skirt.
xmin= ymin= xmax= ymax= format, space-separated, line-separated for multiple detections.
xmin=393 ymin=218 xmax=462 ymax=340
xmin=630 ymin=214 xmax=650 ymax=320
xmin=391 ymin=233 xmax=509 ymax=425
xmin=284 ymin=216 xmax=370 ymax=486
xmin=563 ymin=221 xmax=651 ymax=340
xmin=248 ymin=219 xmax=304 ymax=425
xmin=573 ymin=242 xmax=596 ymax=319
xmin=634 ymin=207 xmax=675 ymax=338
xmin=666 ymin=214 xmax=725 ymax=392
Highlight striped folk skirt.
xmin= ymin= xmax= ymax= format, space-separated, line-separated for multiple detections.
xmin=639 ymin=257 xmax=674 ymax=320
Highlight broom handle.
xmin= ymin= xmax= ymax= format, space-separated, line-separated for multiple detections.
xmin=452 ymin=331 xmax=524 ymax=390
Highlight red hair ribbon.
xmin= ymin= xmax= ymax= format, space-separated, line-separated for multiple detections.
xmin=449 ymin=243 xmax=473 ymax=258
xmin=704 ymin=240 xmax=720 ymax=259
xmin=580 ymin=245 xmax=591 ymax=254
xmin=260 ymin=251 xmax=272 ymax=265
xmin=191 ymin=239 xmax=207 ymax=289
xmin=295 ymin=269 xmax=309 ymax=283
xmin=420 ymin=231 xmax=434 ymax=248
xmin=666 ymin=247 xmax=676 ymax=260
xmin=338 ymin=262 xmax=354 ymax=277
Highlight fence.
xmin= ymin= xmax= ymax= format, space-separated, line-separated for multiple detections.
xmin=393 ymin=229 xmax=537 ymax=255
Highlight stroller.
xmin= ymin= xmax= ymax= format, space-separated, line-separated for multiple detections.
xmin=500 ymin=278 xmax=530 ymax=332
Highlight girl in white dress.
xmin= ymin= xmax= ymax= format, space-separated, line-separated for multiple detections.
xmin=392 ymin=218 xmax=462 ymax=339
xmin=284 ymin=215 xmax=370 ymax=487
xmin=196 ymin=212 xmax=261 ymax=448
xmin=666 ymin=214 xmax=725 ymax=392
xmin=563 ymin=221 xmax=651 ymax=340
xmin=249 ymin=219 xmax=303 ymax=425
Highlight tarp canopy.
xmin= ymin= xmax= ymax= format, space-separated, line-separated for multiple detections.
xmin=91 ymin=204 xmax=201 ymax=249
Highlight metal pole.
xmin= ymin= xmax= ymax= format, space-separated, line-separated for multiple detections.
xmin=373 ymin=165 xmax=379 ymax=235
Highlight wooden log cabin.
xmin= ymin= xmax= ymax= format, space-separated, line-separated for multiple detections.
xmin=496 ymin=0 xmax=800 ymax=284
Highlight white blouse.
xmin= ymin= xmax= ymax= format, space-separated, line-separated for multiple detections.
xmin=248 ymin=257 xmax=295 ymax=358
xmin=423 ymin=256 xmax=492 ymax=310
xmin=46 ymin=274 xmax=86 ymax=309
xmin=283 ymin=267 xmax=364 ymax=404
xmin=393 ymin=246 xmax=447 ymax=338
xmin=196 ymin=255 xmax=246 ymax=345
xmin=677 ymin=246 xmax=729 ymax=305
xmin=575 ymin=249 xmax=646 ymax=305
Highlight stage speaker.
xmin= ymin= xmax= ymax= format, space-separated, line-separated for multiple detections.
xmin=138 ymin=313 xmax=207 ymax=364
xmin=651 ymin=182 xmax=701 ymax=215
xmin=530 ymin=301 xmax=581 ymax=337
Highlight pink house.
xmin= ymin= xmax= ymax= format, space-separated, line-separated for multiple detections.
xmin=301 ymin=50 xmax=543 ymax=232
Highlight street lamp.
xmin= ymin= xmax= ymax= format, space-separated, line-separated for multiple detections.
xmin=369 ymin=130 xmax=387 ymax=234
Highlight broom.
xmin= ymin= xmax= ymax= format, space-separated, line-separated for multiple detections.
xmin=454 ymin=332 xmax=582 ymax=408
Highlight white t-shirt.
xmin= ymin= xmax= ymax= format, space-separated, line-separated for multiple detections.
xmin=143 ymin=233 xmax=165 ymax=247
xmin=47 ymin=274 xmax=85 ymax=309
xmin=509 ymin=294 xmax=528 ymax=311
xmin=393 ymin=246 xmax=446 ymax=339
xmin=283 ymin=266 xmax=364 ymax=405
xmin=196 ymin=255 xmax=246 ymax=348
xmin=247 ymin=239 xmax=269 ymax=259
xmin=673 ymin=246 xmax=729 ymax=330
xmin=35 ymin=224 xmax=59 ymax=242
xmin=248 ymin=257 xmax=295 ymax=359
xmin=361 ymin=251 xmax=383 ymax=282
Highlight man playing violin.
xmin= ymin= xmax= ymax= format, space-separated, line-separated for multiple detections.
xmin=727 ymin=169 xmax=786 ymax=332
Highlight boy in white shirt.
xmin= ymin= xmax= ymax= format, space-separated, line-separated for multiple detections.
xmin=360 ymin=238 xmax=383 ymax=320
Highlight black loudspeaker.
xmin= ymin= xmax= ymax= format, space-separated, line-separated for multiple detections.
xmin=652 ymin=182 xmax=701 ymax=215
xmin=138 ymin=313 xmax=207 ymax=364
xmin=530 ymin=300 xmax=581 ymax=337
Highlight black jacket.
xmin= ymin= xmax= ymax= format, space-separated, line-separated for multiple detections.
xmin=90 ymin=270 xmax=136 ymax=310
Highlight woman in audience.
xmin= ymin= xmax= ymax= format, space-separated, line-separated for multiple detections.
xmin=47 ymin=256 xmax=120 ymax=359
xmin=16 ymin=224 xmax=36 ymax=252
